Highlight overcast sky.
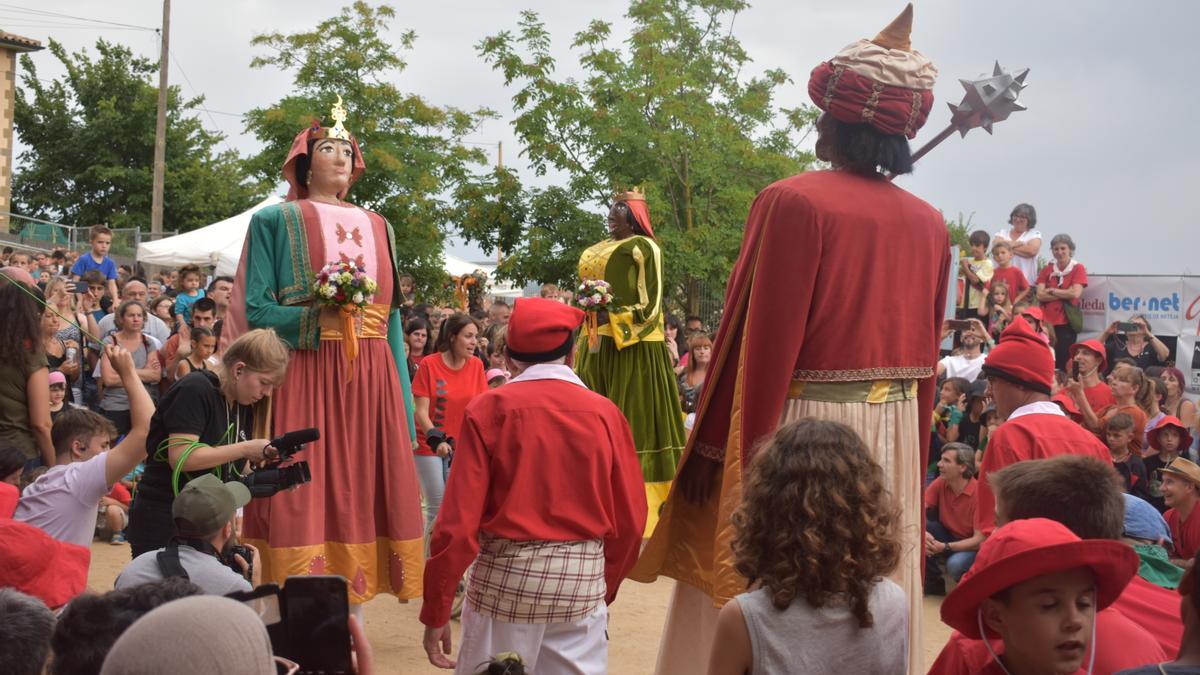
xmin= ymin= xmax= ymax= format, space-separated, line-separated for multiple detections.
xmin=4 ymin=0 xmax=1196 ymax=274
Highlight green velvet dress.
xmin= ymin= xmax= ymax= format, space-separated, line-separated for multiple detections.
xmin=575 ymin=235 xmax=686 ymax=531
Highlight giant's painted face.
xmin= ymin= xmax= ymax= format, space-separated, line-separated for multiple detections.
xmin=309 ymin=138 xmax=355 ymax=196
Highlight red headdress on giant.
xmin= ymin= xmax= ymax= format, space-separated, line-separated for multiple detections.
xmin=281 ymin=95 xmax=367 ymax=201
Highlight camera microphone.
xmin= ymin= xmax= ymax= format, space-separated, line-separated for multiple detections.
xmin=269 ymin=428 xmax=320 ymax=459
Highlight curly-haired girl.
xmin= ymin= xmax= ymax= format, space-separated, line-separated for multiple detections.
xmin=706 ymin=418 xmax=908 ymax=675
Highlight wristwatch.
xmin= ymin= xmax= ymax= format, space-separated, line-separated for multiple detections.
xmin=943 ymin=542 xmax=952 ymax=554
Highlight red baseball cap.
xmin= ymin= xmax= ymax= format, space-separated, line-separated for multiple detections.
xmin=0 ymin=519 xmax=90 ymax=609
xmin=1051 ymin=391 xmax=1082 ymax=420
xmin=1148 ymin=416 xmax=1194 ymax=454
xmin=1069 ymin=339 xmax=1108 ymax=374
xmin=1019 ymin=306 xmax=1044 ymax=322
xmin=941 ymin=518 xmax=1138 ymax=639
xmin=506 ymin=297 xmax=585 ymax=362
xmin=982 ymin=317 xmax=1055 ymax=395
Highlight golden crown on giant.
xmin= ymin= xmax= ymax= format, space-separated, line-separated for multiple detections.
xmin=311 ymin=94 xmax=353 ymax=141
xmin=613 ymin=185 xmax=645 ymax=202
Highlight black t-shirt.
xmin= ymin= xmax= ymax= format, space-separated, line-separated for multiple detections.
xmin=1114 ymin=454 xmax=1151 ymax=503
xmin=1104 ymin=336 xmax=1164 ymax=375
xmin=958 ymin=414 xmax=983 ymax=451
xmin=138 ymin=370 xmax=252 ymax=503
xmin=1144 ymin=453 xmax=1172 ymax=513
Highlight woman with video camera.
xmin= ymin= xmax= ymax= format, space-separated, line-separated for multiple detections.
xmin=1098 ymin=314 xmax=1168 ymax=375
xmin=125 ymin=329 xmax=290 ymax=558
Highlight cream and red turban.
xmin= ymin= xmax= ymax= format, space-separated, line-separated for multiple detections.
xmin=807 ymin=4 xmax=938 ymax=139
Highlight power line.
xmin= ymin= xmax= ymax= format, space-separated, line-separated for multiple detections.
xmin=0 ymin=4 xmax=156 ymax=31
xmin=0 ymin=21 xmax=152 ymax=31
xmin=167 ymin=46 xmax=239 ymax=155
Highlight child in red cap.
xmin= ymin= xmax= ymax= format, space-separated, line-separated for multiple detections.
xmin=1146 ymin=417 xmax=1195 ymax=513
xmin=941 ymin=518 xmax=1139 ymax=675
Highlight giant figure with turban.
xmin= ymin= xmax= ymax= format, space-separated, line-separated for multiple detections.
xmin=222 ymin=98 xmax=425 ymax=611
xmin=631 ymin=6 xmax=950 ymax=673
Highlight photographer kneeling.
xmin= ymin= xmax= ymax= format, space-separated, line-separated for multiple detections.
xmin=125 ymin=329 xmax=289 ymax=558
xmin=116 ymin=474 xmax=257 ymax=594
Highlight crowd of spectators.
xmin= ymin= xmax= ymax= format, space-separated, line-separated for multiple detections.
xmin=0 ymin=231 xmax=378 ymax=674
xmin=4 ymin=197 xmax=1200 ymax=673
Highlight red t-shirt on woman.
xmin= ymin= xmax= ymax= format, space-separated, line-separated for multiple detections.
xmin=411 ymin=352 xmax=487 ymax=457
xmin=1036 ymin=262 xmax=1089 ymax=327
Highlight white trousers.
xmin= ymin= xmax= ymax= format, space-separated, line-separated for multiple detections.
xmin=455 ymin=599 xmax=609 ymax=675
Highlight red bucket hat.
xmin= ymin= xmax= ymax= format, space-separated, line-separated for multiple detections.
xmin=1148 ymin=416 xmax=1194 ymax=454
xmin=982 ymin=316 xmax=1055 ymax=395
xmin=0 ymin=519 xmax=90 ymax=609
xmin=506 ymin=297 xmax=585 ymax=363
xmin=941 ymin=518 xmax=1138 ymax=639
xmin=1068 ymin=339 xmax=1108 ymax=374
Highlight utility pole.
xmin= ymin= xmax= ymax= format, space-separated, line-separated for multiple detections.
xmin=496 ymin=141 xmax=503 ymax=265
xmin=150 ymin=0 xmax=170 ymax=240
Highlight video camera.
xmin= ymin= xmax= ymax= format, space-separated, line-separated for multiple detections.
xmin=240 ymin=428 xmax=318 ymax=499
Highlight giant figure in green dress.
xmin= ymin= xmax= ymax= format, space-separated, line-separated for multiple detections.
xmin=575 ymin=190 xmax=686 ymax=534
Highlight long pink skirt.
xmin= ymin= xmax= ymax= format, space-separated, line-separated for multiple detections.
xmin=242 ymin=338 xmax=424 ymax=603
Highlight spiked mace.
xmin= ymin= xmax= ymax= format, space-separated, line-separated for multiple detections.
xmin=907 ymin=62 xmax=1030 ymax=167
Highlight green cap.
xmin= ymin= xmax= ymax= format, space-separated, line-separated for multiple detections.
xmin=172 ymin=474 xmax=251 ymax=536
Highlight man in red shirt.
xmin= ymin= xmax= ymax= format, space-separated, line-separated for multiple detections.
xmin=928 ymin=454 xmax=1176 ymax=674
xmin=1066 ymin=339 xmax=1115 ymax=418
xmin=976 ymin=318 xmax=1111 ymax=533
xmin=420 ymin=298 xmax=647 ymax=672
xmin=924 ymin=443 xmax=983 ymax=593
xmin=1162 ymin=458 xmax=1200 ymax=564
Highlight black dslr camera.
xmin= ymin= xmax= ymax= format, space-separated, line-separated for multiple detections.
xmin=226 ymin=543 xmax=256 ymax=581
xmin=240 ymin=428 xmax=318 ymax=498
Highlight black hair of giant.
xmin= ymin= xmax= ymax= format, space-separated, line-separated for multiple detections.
xmin=832 ymin=119 xmax=915 ymax=176
xmin=611 ymin=201 xmax=648 ymax=237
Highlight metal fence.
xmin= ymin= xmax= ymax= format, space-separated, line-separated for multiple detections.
xmin=0 ymin=212 xmax=176 ymax=259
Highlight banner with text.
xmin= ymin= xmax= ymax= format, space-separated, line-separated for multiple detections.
xmin=1079 ymin=275 xmax=1199 ymax=394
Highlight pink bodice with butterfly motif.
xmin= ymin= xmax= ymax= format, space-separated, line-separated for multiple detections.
xmin=305 ymin=200 xmax=394 ymax=305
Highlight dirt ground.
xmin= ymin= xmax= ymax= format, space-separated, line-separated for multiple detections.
xmin=89 ymin=542 xmax=953 ymax=672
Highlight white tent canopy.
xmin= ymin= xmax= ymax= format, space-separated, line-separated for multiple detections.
xmin=136 ymin=195 xmax=284 ymax=276
xmin=137 ymin=196 xmax=522 ymax=297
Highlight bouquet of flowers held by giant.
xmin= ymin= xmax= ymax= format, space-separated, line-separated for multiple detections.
xmin=313 ymin=261 xmax=379 ymax=376
xmin=576 ymin=279 xmax=618 ymax=352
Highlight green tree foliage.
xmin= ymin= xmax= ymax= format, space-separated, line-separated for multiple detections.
xmin=12 ymin=39 xmax=261 ymax=237
xmin=944 ymin=211 xmax=974 ymax=251
xmin=468 ymin=0 xmax=819 ymax=312
xmin=243 ymin=1 xmax=496 ymax=300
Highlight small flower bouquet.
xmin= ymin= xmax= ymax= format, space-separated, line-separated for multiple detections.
xmin=314 ymin=261 xmax=378 ymax=308
xmin=576 ymin=279 xmax=616 ymax=352
xmin=312 ymin=261 xmax=379 ymax=376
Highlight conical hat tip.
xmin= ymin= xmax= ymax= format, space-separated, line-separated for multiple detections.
xmin=871 ymin=3 xmax=914 ymax=52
